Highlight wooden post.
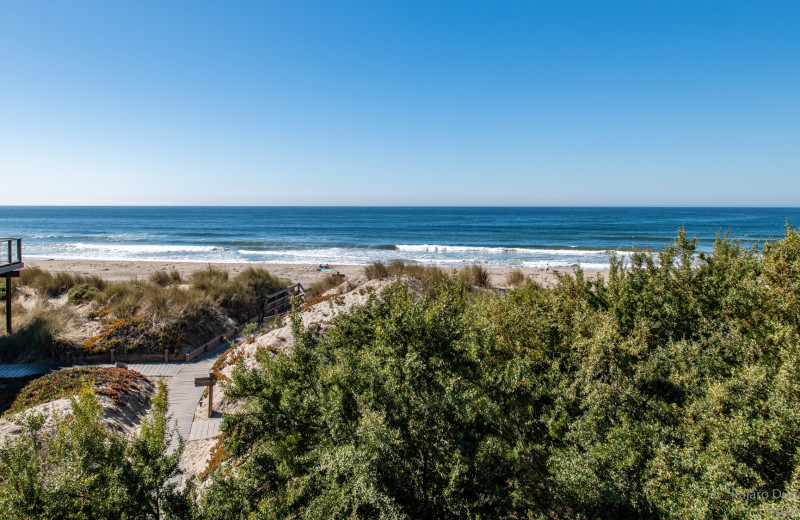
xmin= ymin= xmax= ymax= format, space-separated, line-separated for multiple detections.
xmin=164 ymin=349 xmax=169 ymax=362
xmin=195 ymin=374 xmax=217 ymax=418
xmin=208 ymin=379 xmax=214 ymax=418
xmin=4 ymin=274 xmax=10 ymax=334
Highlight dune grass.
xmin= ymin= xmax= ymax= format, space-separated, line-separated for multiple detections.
xmin=10 ymin=265 xmax=291 ymax=360
xmin=0 ymin=304 xmax=82 ymax=362
xmin=505 ymin=269 xmax=527 ymax=287
xmin=364 ymin=260 xmax=491 ymax=293
xmin=149 ymin=269 xmax=183 ymax=286
xmin=20 ymin=267 xmax=105 ymax=297
xmin=307 ymin=273 xmax=346 ymax=299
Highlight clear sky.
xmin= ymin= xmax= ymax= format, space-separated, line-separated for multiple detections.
xmin=1 ymin=1 xmax=798 ymax=206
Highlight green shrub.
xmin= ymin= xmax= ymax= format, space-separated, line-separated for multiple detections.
xmin=67 ymin=283 xmax=100 ymax=304
xmin=0 ymin=383 xmax=193 ymax=518
xmin=204 ymin=228 xmax=800 ymax=520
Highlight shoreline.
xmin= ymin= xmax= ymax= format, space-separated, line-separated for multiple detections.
xmin=25 ymin=259 xmax=609 ymax=288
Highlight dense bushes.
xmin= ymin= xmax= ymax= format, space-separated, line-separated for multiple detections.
xmin=4 ymin=229 xmax=800 ymax=518
xmin=0 ymin=383 xmax=194 ymax=519
xmin=205 ymin=228 xmax=800 ymax=519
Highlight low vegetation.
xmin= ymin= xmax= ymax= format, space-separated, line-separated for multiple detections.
xmin=306 ymin=273 xmax=346 ymax=299
xmin=2 ymin=266 xmax=289 ymax=361
xmin=364 ymin=259 xmax=492 ymax=293
xmin=505 ymin=267 xmax=527 ymax=286
xmin=0 ymin=383 xmax=194 ymax=519
xmin=0 ymin=304 xmax=82 ymax=362
xmin=3 ymin=228 xmax=800 ymax=519
xmin=19 ymin=266 xmax=105 ymax=297
xmin=150 ymin=269 xmax=183 ymax=286
xmin=204 ymin=228 xmax=800 ymax=519
xmin=4 ymin=366 xmax=150 ymax=416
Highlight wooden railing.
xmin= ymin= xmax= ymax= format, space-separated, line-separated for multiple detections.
xmin=263 ymin=283 xmax=305 ymax=318
xmin=0 ymin=238 xmax=23 ymax=274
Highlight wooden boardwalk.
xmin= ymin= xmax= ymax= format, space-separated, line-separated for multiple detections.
xmin=189 ymin=419 xmax=223 ymax=441
xmin=2 ymin=339 xmax=231 ymax=477
xmin=165 ymin=342 xmax=230 ymax=455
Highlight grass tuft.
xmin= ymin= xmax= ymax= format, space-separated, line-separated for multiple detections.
xmin=505 ymin=269 xmax=527 ymax=287
xmin=364 ymin=261 xmax=390 ymax=280
xmin=0 ymin=304 xmax=82 ymax=362
xmin=307 ymin=273 xmax=345 ymax=299
xmin=20 ymin=267 xmax=105 ymax=297
xmin=150 ymin=269 xmax=183 ymax=286
xmin=458 ymin=264 xmax=491 ymax=289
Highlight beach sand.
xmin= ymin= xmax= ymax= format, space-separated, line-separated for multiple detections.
xmin=24 ymin=259 xmax=608 ymax=288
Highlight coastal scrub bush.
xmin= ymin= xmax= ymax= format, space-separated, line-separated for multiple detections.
xmin=0 ymin=383 xmax=195 ymax=519
xmin=67 ymin=283 xmax=100 ymax=304
xmin=202 ymin=228 xmax=800 ymax=520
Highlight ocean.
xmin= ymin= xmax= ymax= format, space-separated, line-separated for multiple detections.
xmin=1 ymin=207 xmax=798 ymax=270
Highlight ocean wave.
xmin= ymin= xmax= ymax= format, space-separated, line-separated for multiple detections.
xmin=395 ymin=244 xmax=629 ymax=256
xmin=69 ymin=243 xmax=221 ymax=253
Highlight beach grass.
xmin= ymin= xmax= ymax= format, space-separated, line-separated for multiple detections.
xmin=307 ymin=273 xmax=346 ymax=299
xmin=20 ymin=266 xmax=105 ymax=297
xmin=0 ymin=303 xmax=82 ymax=362
xmin=6 ymin=265 xmax=291 ymax=360
xmin=505 ymin=268 xmax=527 ymax=287
xmin=149 ymin=269 xmax=183 ymax=286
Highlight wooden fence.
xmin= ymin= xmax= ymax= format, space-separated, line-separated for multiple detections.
xmin=263 ymin=283 xmax=305 ymax=318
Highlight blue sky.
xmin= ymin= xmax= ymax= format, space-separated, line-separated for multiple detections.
xmin=1 ymin=1 xmax=798 ymax=206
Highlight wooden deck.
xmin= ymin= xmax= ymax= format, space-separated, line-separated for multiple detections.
xmin=0 ymin=238 xmax=23 ymax=276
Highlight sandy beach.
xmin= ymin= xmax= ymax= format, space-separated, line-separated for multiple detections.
xmin=25 ymin=259 xmax=608 ymax=288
